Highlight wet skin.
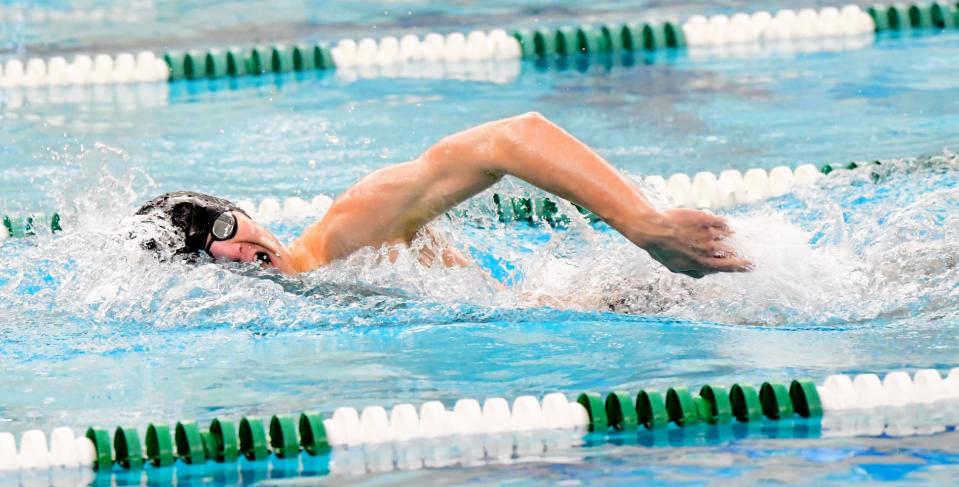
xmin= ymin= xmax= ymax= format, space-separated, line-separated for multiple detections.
xmin=205 ymin=113 xmax=751 ymax=278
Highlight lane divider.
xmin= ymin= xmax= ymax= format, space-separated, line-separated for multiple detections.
xmin=330 ymin=30 xmax=522 ymax=69
xmin=682 ymin=6 xmax=875 ymax=47
xmin=0 ymin=214 xmax=61 ymax=240
xmin=4 ymin=367 xmax=958 ymax=474
xmin=331 ymin=58 xmax=522 ymax=85
xmin=493 ymin=160 xmax=876 ymax=226
xmin=0 ymin=394 xmax=587 ymax=473
xmin=819 ymin=369 xmax=959 ymax=410
xmin=1 ymin=52 xmax=168 ymax=88
xmin=1 ymin=2 xmax=956 ymax=89
xmin=0 ymin=160 xmax=876 ymax=241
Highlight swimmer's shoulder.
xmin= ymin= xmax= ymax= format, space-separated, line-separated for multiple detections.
xmin=287 ymin=221 xmax=332 ymax=273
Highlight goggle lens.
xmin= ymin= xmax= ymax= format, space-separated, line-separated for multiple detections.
xmin=210 ymin=212 xmax=237 ymax=241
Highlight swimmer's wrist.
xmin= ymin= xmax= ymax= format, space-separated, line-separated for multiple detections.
xmin=616 ymin=206 xmax=670 ymax=249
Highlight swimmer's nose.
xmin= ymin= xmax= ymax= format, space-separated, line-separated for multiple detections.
xmin=208 ymin=240 xmax=243 ymax=261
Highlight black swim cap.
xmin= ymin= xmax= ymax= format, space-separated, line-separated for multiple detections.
xmin=134 ymin=191 xmax=249 ymax=257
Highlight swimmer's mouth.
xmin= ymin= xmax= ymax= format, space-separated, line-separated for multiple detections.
xmin=255 ymin=252 xmax=274 ymax=268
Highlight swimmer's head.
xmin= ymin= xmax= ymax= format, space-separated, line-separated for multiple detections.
xmin=133 ymin=191 xmax=295 ymax=273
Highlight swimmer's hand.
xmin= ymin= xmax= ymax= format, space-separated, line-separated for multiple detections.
xmin=639 ymin=208 xmax=752 ymax=278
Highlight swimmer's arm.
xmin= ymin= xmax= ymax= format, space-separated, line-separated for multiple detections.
xmin=290 ymin=112 xmax=749 ymax=276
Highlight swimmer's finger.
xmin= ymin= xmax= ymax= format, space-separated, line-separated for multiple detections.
xmin=709 ymin=226 xmax=733 ymax=241
xmin=698 ymin=242 xmax=741 ymax=259
xmin=707 ymin=215 xmax=731 ymax=231
xmin=703 ymin=256 xmax=753 ymax=272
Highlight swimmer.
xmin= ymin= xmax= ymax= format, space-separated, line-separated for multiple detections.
xmin=135 ymin=113 xmax=750 ymax=278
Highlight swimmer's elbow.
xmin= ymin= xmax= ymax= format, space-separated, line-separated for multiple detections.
xmin=499 ymin=112 xmax=551 ymax=145
xmin=423 ymin=112 xmax=555 ymax=179
xmin=494 ymin=112 xmax=555 ymax=168
xmin=508 ymin=111 xmax=549 ymax=127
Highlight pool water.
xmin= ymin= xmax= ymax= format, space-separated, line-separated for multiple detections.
xmin=2 ymin=1 xmax=959 ymax=485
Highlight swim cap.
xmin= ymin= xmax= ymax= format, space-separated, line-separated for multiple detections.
xmin=133 ymin=191 xmax=249 ymax=258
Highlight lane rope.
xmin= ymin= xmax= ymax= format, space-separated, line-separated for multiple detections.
xmin=3 ymin=367 xmax=959 ymax=474
xmin=0 ymin=3 xmax=954 ymax=89
xmin=0 ymin=159 xmax=881 ymax=241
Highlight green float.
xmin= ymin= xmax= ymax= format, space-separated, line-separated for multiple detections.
xmin=576 ymin=25 xmax=603 ymax=53
xmin=867 ymin=6 xmax=891 ymax=31
xmin=85 ymin=427 xmax=113 ymax=471
xmin=533 ymin=28 xmax=557 ymax=58
xmin=200 ymin=431 xmax=217 ymax=459
xmin=693 ymin=396 xmax=712 ymax=423
xmin=621 ymin=23 xmax=642 ymax=51
xmin=162 ymin=51 xmax=185 ymax=81
xmin=886 ymin=5 xmax=911 ymax=30
xmin=209 ymin=417 xmax=239 ymax=463
xmin=205 ymin=49 xmax=229 ymax=78
xmin=270 ymin=414 xmax=300 ymax=459
xmin=576 ymin=392 xmax=608 ymax=432
xmin=249 ymin=45 xmax=272 ymax=75
xmin=635 ymin=389 xmax=669 ymax=429
xmin=299 ymin=411 xmax=331 ymax=455
xmin=293 ymin=44 xmax=316 ymax=71
xmin=239 ymin=416 xmax=270 ymax=461
xmin=113 ymin=426 xmax=144 ymax=470
xmin=908 ymin=4 xmax=935 ymax=28
xmin=226 ymin=47 xmax=249 ymax=76
xmin=930 ymin=2 xmax=957 ymax=28
xmin=730 ymin=384 xmax=763 ymax=422
xmin=789 ymin=379 xmax=823 ymax=418
xmin=174 ymin=421 xmax=206 ymax=464
xmin=698 ymin=385 xmax=733 ymax=424
xmin=604 ymin=390 xmax=639 ymax=431
xmin=642 ymin=23 xmax=668 ymax=51
xmin=314 ymin=43 xmax=335 ymax=69
xmin=759 ymin=382 xmax=794 ymax=420
xmin=271 ymin=44 xmax=295 ymax=73
xmin=184 ymin=50 xmax=207 ymax=79
xmin=555 ymin=27 xmax=579 ymax=56
xmin=600 ymin=24 xmax=624 ymax=53
xmin=664 ymin=22 xmax=686 ymax=48
xmin=512 ymin=29 xmax=537 ymax=59
xmin=665 ymin=387 xmax=699 ymax=426
xmin=145 ymin=423 xmax=175 ymax=467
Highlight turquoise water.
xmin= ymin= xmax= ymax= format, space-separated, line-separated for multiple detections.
xmin=1 ymin=1 xmax=871 ymax=55
xmin=2 ymin=1 xmax=959 ymax=485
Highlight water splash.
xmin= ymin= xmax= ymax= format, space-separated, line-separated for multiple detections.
xmin=1 ymin=151 xmax=957 ymax=341
xmin=520 ymin=153 xmax=959 ymax=326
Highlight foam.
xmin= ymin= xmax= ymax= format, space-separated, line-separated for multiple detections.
xmin=1 ymin=153 xmax=957 ymax=334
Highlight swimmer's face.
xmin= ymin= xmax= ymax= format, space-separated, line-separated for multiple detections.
xmin=206 ymin=212 xmax=296 ymax=274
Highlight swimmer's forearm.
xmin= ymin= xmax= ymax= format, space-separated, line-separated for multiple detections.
xmin=484 ymin=112 xmax=667 ymax=246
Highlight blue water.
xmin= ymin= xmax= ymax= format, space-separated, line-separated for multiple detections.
xmin=1 ymin=0 xmax=873 ymax=56
xmin=2 ymin=1 xmax=959 ymax=485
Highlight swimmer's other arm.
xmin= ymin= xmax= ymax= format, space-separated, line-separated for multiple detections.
xmin=287 ymin=112 xmax=751 ymax=277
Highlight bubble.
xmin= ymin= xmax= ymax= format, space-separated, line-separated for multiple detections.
xmin=1 ymin=152 xmax=957 ymax=346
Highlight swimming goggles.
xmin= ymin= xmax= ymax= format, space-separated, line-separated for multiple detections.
xmin=205 ymin=211 xmax=238 ymax=251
